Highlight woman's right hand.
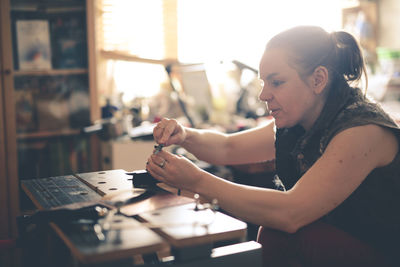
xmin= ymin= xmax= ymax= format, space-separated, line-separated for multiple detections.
xmin=153 ymin=118 xmax=187 ymax=146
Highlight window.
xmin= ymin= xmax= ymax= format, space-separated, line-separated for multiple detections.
xmin=177 ymin=0 xmax=342 ymax=67
xmin=100 ymin=0 xmax=165 ymax=58
xmin=96 ymin=0 xmax=175 ymax=105
xmin=95 ymin=0 xmax=342 ymax=106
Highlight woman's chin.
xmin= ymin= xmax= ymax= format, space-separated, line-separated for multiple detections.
xmin=274 ymin=119 xmax=293 ymax=129
xmin=273 ymin=119 xmax=285 ymax=129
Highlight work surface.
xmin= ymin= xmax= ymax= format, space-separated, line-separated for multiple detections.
xmin=21 ymin=169 xmax=261 ymax=266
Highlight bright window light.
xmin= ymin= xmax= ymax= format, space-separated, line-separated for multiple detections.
xmin=99 ymin=0 xmax=343 ymax=103
xmin=108 ymin=61 xmax=168 ymax=102
xmin=177 ymin=0 xmax=343 ymax=67
xmin=101 ymin=0 xmax=164 ymax=58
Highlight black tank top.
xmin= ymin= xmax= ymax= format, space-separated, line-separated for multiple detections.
xmin=275 ymin=79 xmax=400 ymax=264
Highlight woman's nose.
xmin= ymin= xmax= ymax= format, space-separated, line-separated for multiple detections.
xmin=259 ymin=86 xmax=273 ymax=102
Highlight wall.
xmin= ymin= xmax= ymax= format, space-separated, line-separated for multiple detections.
xmin=379 ymin=0 xmax=400 ymax=48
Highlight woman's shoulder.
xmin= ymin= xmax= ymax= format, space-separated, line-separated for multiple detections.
xmin=318 ymin=88 xmax=399 ymax=153
xmin=329 ymin=89 xmax=399 ymax=135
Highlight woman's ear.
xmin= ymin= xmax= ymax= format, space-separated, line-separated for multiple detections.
xmin=311 ymin=66 xmax=329 ymax=94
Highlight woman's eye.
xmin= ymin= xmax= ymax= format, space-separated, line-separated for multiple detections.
xmin=271 ymin=80 xmax=284 ymax=87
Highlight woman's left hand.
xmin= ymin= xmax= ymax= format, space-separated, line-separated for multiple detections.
xmin=146 ymin=150 xmax=203 ymax=192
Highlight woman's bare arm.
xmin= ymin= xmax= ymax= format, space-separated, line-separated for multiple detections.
xmin=190 ymin=124 xmax=398 ymax=232
xmin=181 ymin=121 xmax=276 ymax=165
xmin=154 ymin=118 xmax=276 ymax=165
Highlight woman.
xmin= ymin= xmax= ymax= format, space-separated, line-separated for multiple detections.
xmin=146 ymin=26 xmax=400 ymax=266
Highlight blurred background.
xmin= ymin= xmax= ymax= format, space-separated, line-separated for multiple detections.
xmin=2 ymin=0 xmax=400 ymax=263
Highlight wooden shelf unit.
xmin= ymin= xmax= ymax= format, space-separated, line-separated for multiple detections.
xmin=14 ymin=68 xmax=88 ymax=76
xmin=17 ymin=128 xmax=81 ymax=140
xmin=0 ymin=2 xmax=101 ymax=257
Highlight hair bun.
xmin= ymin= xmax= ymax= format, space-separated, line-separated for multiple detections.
xmin=330 ymin=31 xmax=364 ymax=83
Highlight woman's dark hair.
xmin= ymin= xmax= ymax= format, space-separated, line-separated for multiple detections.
xmin=266 ymin=26 xmax=368 ymax=90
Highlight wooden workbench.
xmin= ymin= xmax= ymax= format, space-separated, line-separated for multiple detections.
xmin=21 ymin=169 xmax=260 ymax=266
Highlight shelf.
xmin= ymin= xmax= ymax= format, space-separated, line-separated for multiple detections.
xmin=17 ymin=129 xmax=81 ymax=140
xmin=11 ymin=1 xmax=85 ymax=12
xmin=13 ymin=68 xmax=88 ymax=76
xmin=100 ymin=50 xmax=178 ymax=65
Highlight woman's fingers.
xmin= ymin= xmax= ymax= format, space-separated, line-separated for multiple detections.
xmin=149 ymin=154 xmax=167 ymax=169
xmin=146 ymin=156 xmax=166 ymax=181
xmin=153 ymin=122 xmax=166 ymax=142
xmin=159 ymin=120 xmax=178 ymax=144
xmin=153 ymin=118 xmax=183 ymax=146
xmin=153 ymin=118 xmax=171 ymax=143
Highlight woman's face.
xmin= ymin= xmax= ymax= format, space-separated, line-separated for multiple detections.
xmin=258 ymin=48 xmax=324 ymax=130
